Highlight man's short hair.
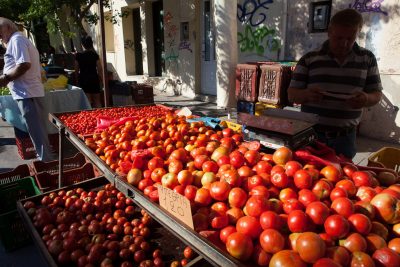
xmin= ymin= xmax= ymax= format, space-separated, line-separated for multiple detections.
xmin=329 ymin=8 xmax=363 ymax=30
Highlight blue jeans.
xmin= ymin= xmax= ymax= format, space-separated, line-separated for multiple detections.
xmin=17 ymin=97 xmax=55 ymax=161
xmin=316 ymin=128 xmax=357 ymax=159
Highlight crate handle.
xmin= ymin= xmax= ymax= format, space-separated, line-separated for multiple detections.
xmin=127 ymin=188 xmax=135 ymax=199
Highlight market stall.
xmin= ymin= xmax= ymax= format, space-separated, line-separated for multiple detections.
xmin=0 ymin=85 xmax=91 ymax=134
xmin=2 ymin=103 xmax=400 ymax=266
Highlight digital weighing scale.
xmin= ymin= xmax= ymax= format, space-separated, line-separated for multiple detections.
xmin=238 ymin=109 xmax=318 ymax=150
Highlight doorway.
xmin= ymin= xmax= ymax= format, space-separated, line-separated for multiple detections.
xmin=153 ymin=1 xmax=165 ymax=76
xmin=132 ymin=8 xmax=143 ymax=75
xmin=200 ymin=0 xmax=217 ymax=95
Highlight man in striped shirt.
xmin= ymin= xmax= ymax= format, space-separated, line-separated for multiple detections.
xmin=288 ymin=8 xmax=382 ymax=159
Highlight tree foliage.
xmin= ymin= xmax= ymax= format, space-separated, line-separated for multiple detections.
xmin=1 ymin=0 xmax=127 ymax=38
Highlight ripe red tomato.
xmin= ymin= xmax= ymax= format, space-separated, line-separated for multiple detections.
xmin=254 ymin=161 xmax=272 ymax=175
xmin=228 ymin=187 xmax=247 ymax=208
xmin=236 ymin=215 xmax=262 ymax=240
xmin=270 ymin=172 xmax=289 ymax=188
xmin=151 ymin=168 xmax=167 ymax=183
xmin=298 ymin=189 xmax=318 ymax=207
xmin=335 ymin=179 xmax=357 ymax=198
xmin=331 ymin=197 xmax=355 ymax=218
xmin=293 ymin=169 xmax=313 ymax=190
xmin=219 ymin=226 xmax=236 ymax=244
xmin=269 ymin=250 xmax=306 ymax=267
xmin=287 ymin=210 xmax=309 ymax=233
xmin=320 ymin=165 xmax=342 ymax=183
xmin=348 ymin=213 xmax=372 ymax=235
xmin=312 ymin=179 xmax=333 ymax=200
xmin=229 ymin=151 xmax=245 ymax=168
xmin=226 ymin=232 xmax=254 ymax=261
xmin=325 ymin=246 xmax=351 ymax=267
xmin=324 ymin=214 xmax=350 ymax=239
xmin=202 ymin=161 xmax=219 ymax=174
xmin=245 ymin=195 xmax=269 ymax=217
xmin=193 ymin=155 xmax=210 ymax=170
xmin=147 ymin=157 xmax=164 ymax=171
xmin=259 ymin=229 xmax=285 ymax=254
xmin=284 ymin=160 xmax=303 ymax=177
xmin=194 ymin=188 xmax=212 ymax=207
xmin=340 ymin=232 xmax=367 ymax=253
xmin=279 ymin=188 xmax=298 ymax=202
xmin=283 ymin=199 xmax=305 ymax=215
xmin=177 ymin=170 xmax=193 ymax=186
xmin=272 ymin=147 xmax=293 ymax=165
xmin=209 ymin=181 xmax=231 ymax=201
xmin=259 ymin=211 xmax=283 ymax=230
xmin=296 ymin=232 xmax=326 ymax=263
xmin=352 ymin=171 xmax=373 ymax=187
xmin=184 ymin=185 xmax=198 ymax=202
xmin=250 ymin=185 xmax=270 ymax=198
xmin=350 ymin=251 xmax=375 ymax=267
xmin=305 ymin=201 xmax=330 ymax=225
xmin=244 ymin=150 xmax=260 ymax=167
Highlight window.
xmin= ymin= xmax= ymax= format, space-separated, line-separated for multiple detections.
xmin=309 ymin=1 xmax=332 ymax=33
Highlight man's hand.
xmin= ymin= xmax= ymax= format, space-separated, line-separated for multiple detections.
xmin=0 ymin=75 xmax=8 ymax=87
xmin=347 ymin=91 xmax=369 ymax=109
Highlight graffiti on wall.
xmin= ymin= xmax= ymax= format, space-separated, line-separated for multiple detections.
xmin=238 ymin=25 xmax=280 ymax=55
xmin=179 ymin=40 xmax=193 ymax=53
xmin=164 ymin=12 xmax=179 ymax=69
xmin=349 ymin=0 xmax=388 ymax=16
xmin=237 ymin=0 xmax=274 ymax=26
xmin=124 ymin=40 xmax=134 ymax=51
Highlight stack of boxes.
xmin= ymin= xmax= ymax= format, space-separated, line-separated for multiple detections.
xmin=235 ymin=61 xmax=296 ymax=115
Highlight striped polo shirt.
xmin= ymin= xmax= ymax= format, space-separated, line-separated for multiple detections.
xmin=289 ymin=41 xmax=382 ymax=127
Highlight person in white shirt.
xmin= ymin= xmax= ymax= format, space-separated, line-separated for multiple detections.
xmin=0 ymin=17 xmax=55 ymax=161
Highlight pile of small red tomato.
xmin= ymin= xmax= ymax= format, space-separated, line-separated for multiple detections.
xmin=84 ymin=113 xmax=400 ymax=266
xmin=23 ymin=183 xmax=196 ymax=267
xmin=58 ymin=106 xmax=173 ymax=135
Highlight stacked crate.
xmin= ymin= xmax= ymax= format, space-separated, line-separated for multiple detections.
xmin=13 ymin=127 xmax=59 ymax=160
xmin=235 ymin=61 xmax=296 ymax=115
xmin=0 ymin=165 xmax=41 ymax=251
xmin=235 ymin=63 xmax=261 ymax=114
xmin=132 ymin=83 xmax=154 ymax=104
xmin=32 ymin=152 xmax=96 ymax=192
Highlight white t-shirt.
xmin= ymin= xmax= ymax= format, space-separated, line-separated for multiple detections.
xmin=3 ymin=32 xmax=44 ymax=100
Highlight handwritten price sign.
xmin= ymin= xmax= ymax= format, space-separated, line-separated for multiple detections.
xmin=156 ymin=184 xmax=194 ymax=229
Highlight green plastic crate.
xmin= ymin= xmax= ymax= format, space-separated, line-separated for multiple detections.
xmin=0 ymin=177 xmax=41 ymax=251
xmin=0 ymin=210 xmax=31 ymax=251
xmin=0 ymin=177 xmax=41 ymax=214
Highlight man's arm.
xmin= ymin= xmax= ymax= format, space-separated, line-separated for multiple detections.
xmin=347 ymin=90 xmax=382 ymax=109
xmin=0 ymin=62 xmax=31 ymax=86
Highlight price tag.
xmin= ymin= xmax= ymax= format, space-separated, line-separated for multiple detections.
xmin=156 ymin=184 xmax=194 ymax=229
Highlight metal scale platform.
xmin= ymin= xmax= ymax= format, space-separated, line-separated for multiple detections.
xmin=238 ymin=108 xmax=318 ymax=150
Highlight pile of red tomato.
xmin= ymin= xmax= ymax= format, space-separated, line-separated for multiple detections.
xmin=84 ymin=113 xmax=400 ymax=266
xmin=23 ymin=183 xmax=197 ymax=267
xmin=58 ymin=105 xmax=173 ymax=135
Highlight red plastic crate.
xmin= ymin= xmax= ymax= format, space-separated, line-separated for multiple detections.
xmin=32 ymin=153 xmax=86 ymax=175
xmin=235 ymin=63 xmax=260 ymax=102
xmin=35 ymin=162 xmax=96 ymax=192
xmin=258 ymin=64 xmax=292 ymax=105
xmin=14 ymin=128 xmax=60 ymax=159
xmin=0 ymin=164 xmax=31 ymax=185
